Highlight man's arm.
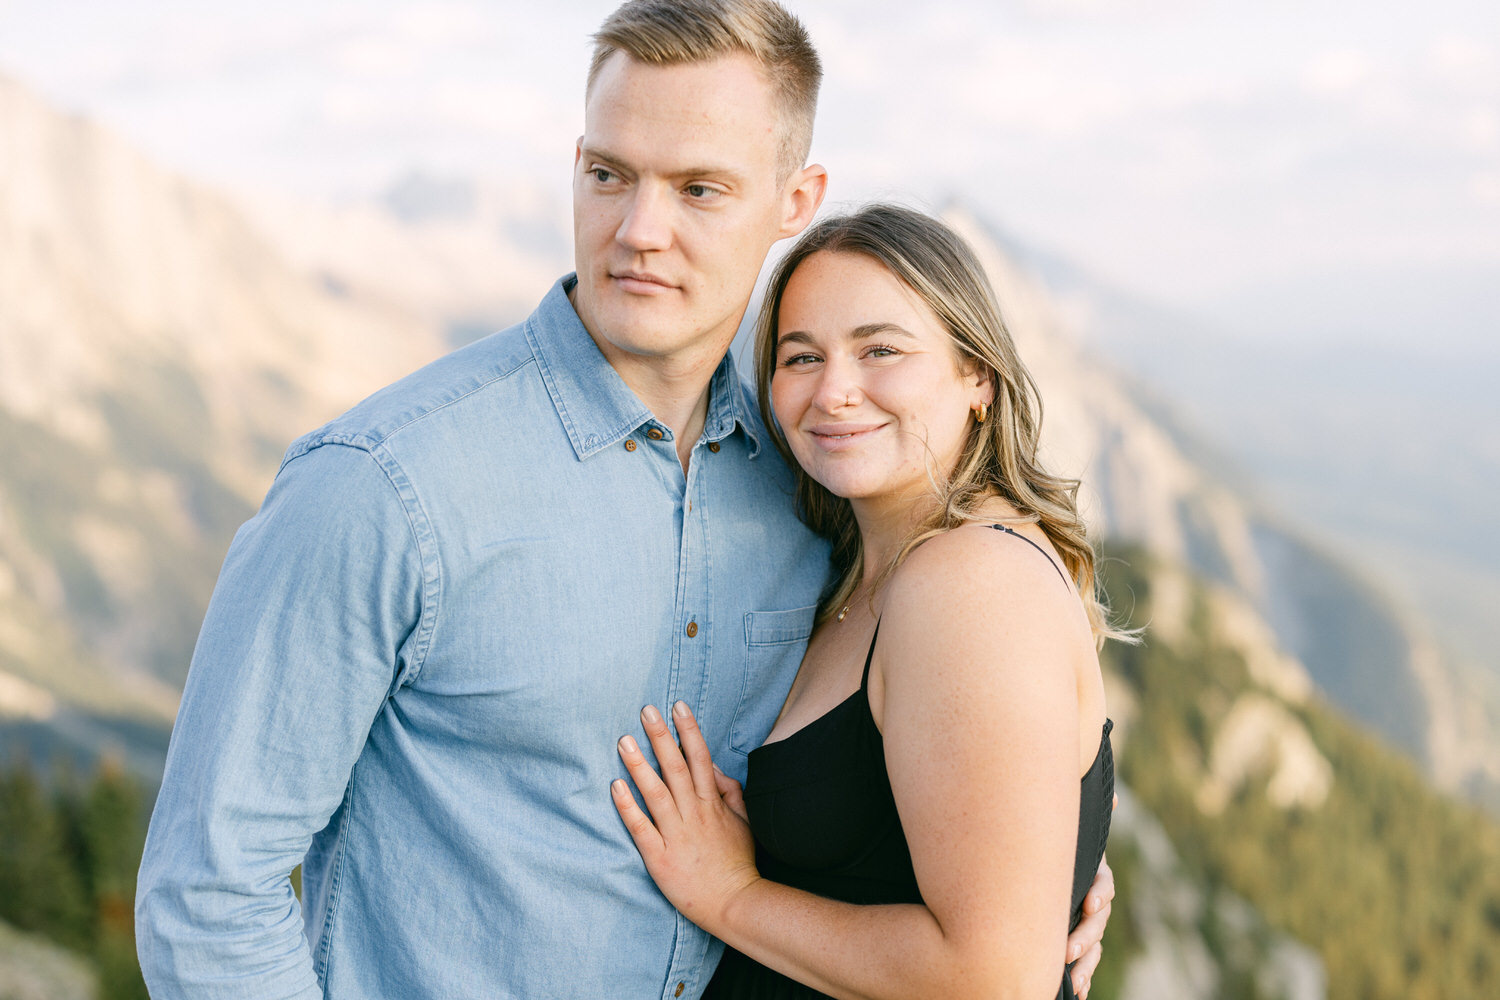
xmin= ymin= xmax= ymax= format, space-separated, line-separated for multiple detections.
xmin=136 ymin=442 xmax=429 ymax=999
xmin=1066 ymin=856 xmax=1114 ymax=999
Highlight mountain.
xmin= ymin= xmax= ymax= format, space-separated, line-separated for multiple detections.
xmin=0 ymin=920 xmax=96 ymax=1000
xmin=948 ymin=219 xmax=1500 ymax=812
xmin=241 ymin=169 xmax=572 ymax=348
xmin=6 ymin=72 xmax=1499 ymax=999
xmin=0 ymin=73 xmax=452 ymax=777
xmin=1092 ymin=544 xmax=1500 ymax=1000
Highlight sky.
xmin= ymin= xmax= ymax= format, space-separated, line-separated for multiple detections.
xmin=1 ymin=0 xmax=1497 ymax=351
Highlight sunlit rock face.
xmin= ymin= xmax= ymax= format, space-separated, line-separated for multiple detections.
xmin=0 ymin=74 xmax=452 ymax=774
xmin=944 ymin=206 xmax=1500 ymax=812
xmin=0 ymin=919 xmax=97 ymax=1000
xmin=1109 ymin=789 xmax=1327 ymax=1000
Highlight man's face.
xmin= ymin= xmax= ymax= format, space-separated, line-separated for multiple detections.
xmin=572 ymin=52 xmax=810 ymax=368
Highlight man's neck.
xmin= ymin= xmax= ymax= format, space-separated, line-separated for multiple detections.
xmin=607 ymin=344 xmax=728 ymax=471
xmin=565 ymin=284 xmax=743 ymax=471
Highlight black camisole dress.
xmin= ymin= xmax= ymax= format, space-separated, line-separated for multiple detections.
xmin=702 ymin=525 xmax=1114 ymax=1000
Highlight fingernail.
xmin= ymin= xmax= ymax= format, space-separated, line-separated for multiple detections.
xmin=673 ymin=700 xmax=691 ymax=718
xmin=619 ymin=735 xmax=639 ymax=753
xmin=1069 ymin=944 xmax=1081 ymax=960
xmin=612 ymin=779 xmax=627 ymax=794
xmin=642 ymin=705 xmax=662 ymax=724
xmin=712 ymin=762 xmax=724 ymax=773
xmin=1090 ymin=894 xmax=1101 ymax=909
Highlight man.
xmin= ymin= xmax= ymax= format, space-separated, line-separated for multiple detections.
xmin=135 ymin=2 xmax=1112 ymax=997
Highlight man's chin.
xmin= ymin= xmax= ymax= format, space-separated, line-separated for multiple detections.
xmin=587 ymin=311 xmax=693 ymax=359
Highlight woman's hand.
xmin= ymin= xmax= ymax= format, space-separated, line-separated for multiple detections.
xmin=613 ymin=701 xmax=761 ymax=935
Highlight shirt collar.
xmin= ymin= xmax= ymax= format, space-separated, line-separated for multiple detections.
xmin=527 ymin=275 xmax=762 ymax=460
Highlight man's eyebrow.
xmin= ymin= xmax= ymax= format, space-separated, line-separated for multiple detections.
xmin=579 ymin=146 xmax=746 ymax=184
xmin=579 ymin=145 xmax=629 ymax=170
xmin=665 ymin=164 xmax=747 ymax=184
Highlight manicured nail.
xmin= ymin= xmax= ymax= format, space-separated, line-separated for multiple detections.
xmin=1069 ymin=943 xmax=1081 ymax=961
xmin=619 ymin=735 xmax=639 ymax=754
xmin=1090 ymin=894 xmax=1101 ymax=910
xmin=612 ymin=779 xmax=627 ymax=794
xmin=673 ymin=700 xmax=691 ymax=718
xmin=642 ymin=705 xmax=662 ymax=724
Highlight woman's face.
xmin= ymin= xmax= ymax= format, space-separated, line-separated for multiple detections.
xmin=770 ymin=251 xmax=991 ymax=506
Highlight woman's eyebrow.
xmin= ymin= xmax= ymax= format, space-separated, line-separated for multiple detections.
xmin=778 ymin=324 xmax=917 ymax=349
xmin=851 ymin=323 xmax=916 ymax=340
xmin=777 ymin=330 xmax=816 ymax=348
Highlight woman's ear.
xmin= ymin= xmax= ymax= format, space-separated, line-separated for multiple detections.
xmin=971 ymin=364 xmax=995 ymax=407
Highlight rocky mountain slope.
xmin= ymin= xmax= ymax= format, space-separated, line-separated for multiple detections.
xmin=0 ymin=73 xmax=451 ymax=776
xmin=939 ymin=209 xmax=1500 ymax=813
xmin=952 ymin=224 xmax=1500 ymax=812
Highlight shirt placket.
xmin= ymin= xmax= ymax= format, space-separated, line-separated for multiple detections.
xmin=660 ymin=435 xmax=714 ymax=1000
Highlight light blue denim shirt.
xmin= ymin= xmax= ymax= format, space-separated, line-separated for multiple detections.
xmin=136 ymin=276 xmax=832 ymax=999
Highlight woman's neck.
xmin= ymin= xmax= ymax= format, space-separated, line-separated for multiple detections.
xmin=850 ymin=490 xmax=1022 ymax=589
xmin=848 ymin=489 xmax=940 ymax=588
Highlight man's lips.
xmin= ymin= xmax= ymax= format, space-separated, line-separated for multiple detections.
xmin=612 ymin=271 xmax=677 ymax=294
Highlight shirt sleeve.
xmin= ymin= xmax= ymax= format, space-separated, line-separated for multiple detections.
xmin=135 ymin=441 xmax=430 ymax=999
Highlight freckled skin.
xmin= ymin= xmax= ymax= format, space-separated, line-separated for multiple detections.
xmin=770 ymin=251 xmax=991 ymax=519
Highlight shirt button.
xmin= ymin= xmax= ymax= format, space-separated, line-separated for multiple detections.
xmin=685 ymin=621 xmax=698 ymax=638
xmin=647 ymin=427 xmax=664 ymax=440
xmin=674 ymin=984 xmax=685 ymax=997
xmin=708 ymin=442 xmax=721 ymax=453
xmin=624 ymin=439 xmax=637 ymax=452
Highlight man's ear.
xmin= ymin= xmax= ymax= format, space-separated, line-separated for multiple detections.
xmin=574 ymin=137 xmax=584 ymax=167
xmin=778 ymin=163 xmax=828 ymax=239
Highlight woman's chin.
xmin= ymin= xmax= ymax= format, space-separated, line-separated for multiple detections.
xmin=807 ymin=474 xmax=880 ymax=502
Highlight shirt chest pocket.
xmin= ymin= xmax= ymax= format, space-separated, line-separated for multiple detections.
xmin=728 ymin=605 xmax=817 ymax=755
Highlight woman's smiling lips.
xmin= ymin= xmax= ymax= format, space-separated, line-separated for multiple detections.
xmin=805 ymin=422 xmax=887 ymax=451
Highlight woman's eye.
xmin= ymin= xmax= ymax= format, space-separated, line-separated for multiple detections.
xmin=780 ymin=353 xmax=819 ymax=367
xmin=866 ymin=344 xmax=900 ymax=358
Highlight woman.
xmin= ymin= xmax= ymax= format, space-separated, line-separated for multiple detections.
xmin=610 ymin=205 xmax=1124 ymax=1000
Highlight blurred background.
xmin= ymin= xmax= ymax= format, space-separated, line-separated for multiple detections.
xmin=1 ymin=1 xmax=1497 ymax=997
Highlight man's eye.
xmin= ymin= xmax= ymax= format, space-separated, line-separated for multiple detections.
xmin=591 ymin=168 xmax=615 ymax=183
xmin=685 ymin=183 xmax=718 ymax=199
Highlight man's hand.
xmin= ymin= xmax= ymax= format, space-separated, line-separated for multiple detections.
xmin=1065 ymin=854 xmax=1115 ymax=999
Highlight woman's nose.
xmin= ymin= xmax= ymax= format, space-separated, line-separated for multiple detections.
xmin=810 ymin=358 xmax=860 ymax=412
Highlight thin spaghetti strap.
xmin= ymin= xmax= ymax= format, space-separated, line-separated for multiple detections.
xmin=989 ymin=524 xmax=1071 ymax=588
xmin=860 ymin=619 xmax=881 ymax=691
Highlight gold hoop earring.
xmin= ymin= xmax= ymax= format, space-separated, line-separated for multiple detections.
xmin=974 ymin=402 xmax=988 ymax=424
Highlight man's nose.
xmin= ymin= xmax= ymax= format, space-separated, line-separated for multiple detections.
xmin=615 ymin=185 xmax=673 ymax=252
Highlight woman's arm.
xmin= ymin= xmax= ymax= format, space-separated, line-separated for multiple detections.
xmin=612 ymin=530 xmax=1093 ymax=1000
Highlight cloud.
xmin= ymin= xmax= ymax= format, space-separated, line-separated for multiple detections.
xmin=1303 ymin=49 xmax=1375 ymax=96
xmin=1470 ymin=172 xmax=1500 ymax=207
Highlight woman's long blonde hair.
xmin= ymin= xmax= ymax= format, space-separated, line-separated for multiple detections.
xmin=754 ymin=204 xmax=1127 ymax=645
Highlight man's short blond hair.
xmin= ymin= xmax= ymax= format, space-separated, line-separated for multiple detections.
xmin=587 ymin=0 xmax=822 ymax=178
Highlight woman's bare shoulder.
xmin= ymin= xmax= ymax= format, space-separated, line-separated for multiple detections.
xmin=886 ymin=522 xmax=1076 ymax=613
xmin=876 ymin=522 xmax=1091 ymax=686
